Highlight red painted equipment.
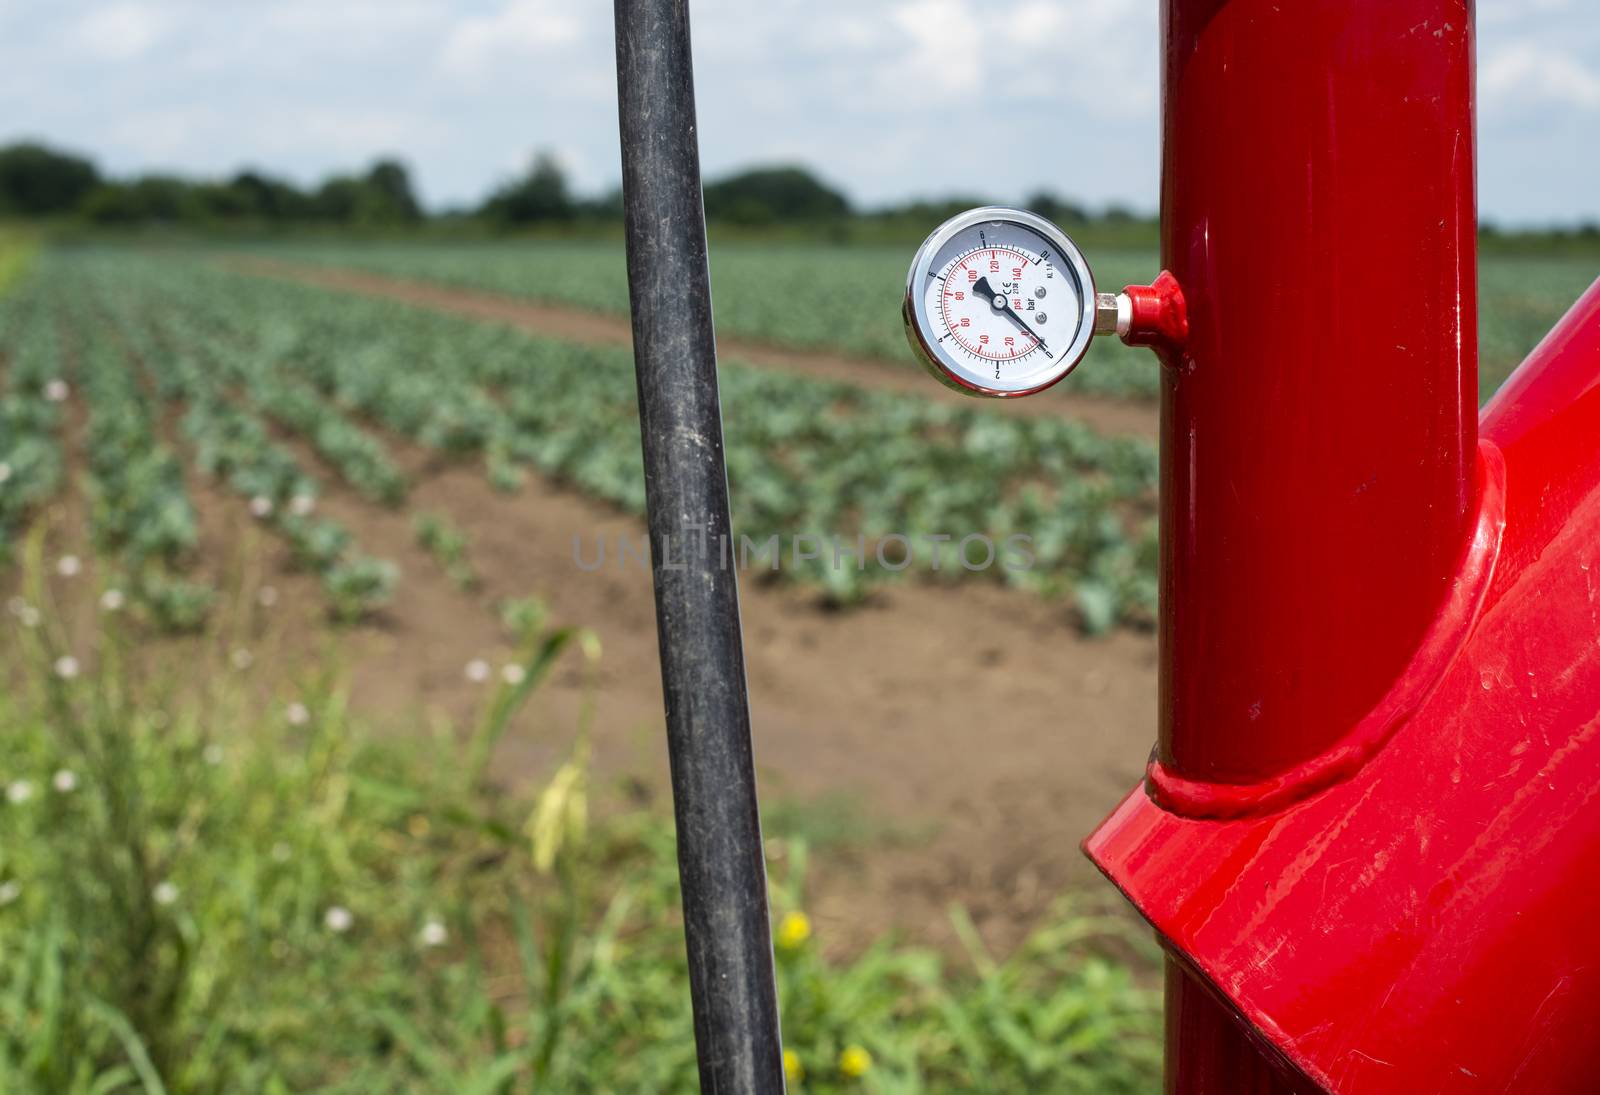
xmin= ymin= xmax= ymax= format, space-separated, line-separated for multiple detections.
xmin=1086 ymin=0 xmax=1600 ymax=1090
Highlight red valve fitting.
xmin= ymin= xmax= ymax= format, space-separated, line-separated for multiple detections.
xmin=1120 ymin=271 xmax=1188 ymax=355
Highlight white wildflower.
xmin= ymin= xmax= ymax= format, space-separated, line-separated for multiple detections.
xmin=248 ymin=495 xmax=274 ymax=519
xmin=53 ymin=655 xmax=80 ymax=680
xmin=257 ymin=585 xmax=280 ymax=608
xmin=0 ymin=881 xmax=19 ymax=906
xmin=324 ymin=905 xmax=354 ymax=933
xmin=0 ymin=462 xmax=11 ymax=484
xmin=43 ymin=379 xmax=69 ymax=403
xmin=56 ymin=554 xmax=81 ymax=578
xmin=290 ymin=493 xmax=316 ymax=517
xmin=52 ymin=769 xmax=77 ymax=793
xmin=203 ymin=744 xmax=225 ymax=766
xmin=18 ymin=606 xmax=40 ymax=629
xmin=286 ymin=701 xmax=310 ymax=727
xmin=152 ymin=881 xmax=179 ymax=906
xmin=464 ymin=658 xmax=491 ymax=683
xmin=6 ymin=780 xmax=34 ymax=805
xmin=230 ymin=647 xmax=254 ymax=671
xmin=99 ymin=588 xmax=126 ymax=612
xmin=501 ymin=663 xmax=527 ymax=686
xmin=418 ymin=919 xmax=448 ymax=948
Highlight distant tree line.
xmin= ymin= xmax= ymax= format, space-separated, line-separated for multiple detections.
xmin=6 ymin=139 xmax=1598 ymax=244
xmin=0 ymin=138 xmax=1145 ymax=232
xmin=0 ymin=141 xmax=425 ymax=227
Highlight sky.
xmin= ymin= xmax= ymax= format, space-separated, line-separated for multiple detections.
xmin=0 ymin=0 xmax=1597 ymax=225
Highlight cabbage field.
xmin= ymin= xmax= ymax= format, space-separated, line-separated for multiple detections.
xmin=250 ymin=241 xmax=1168 ymax=398
xmin=252 ymin=239 xmax=1600 ymax=402
xmin=0 ymin=251 xmax=1158 ymax=631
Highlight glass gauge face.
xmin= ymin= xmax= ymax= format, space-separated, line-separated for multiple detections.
xmin=903 ymin=207 xmax=1097 ymax=397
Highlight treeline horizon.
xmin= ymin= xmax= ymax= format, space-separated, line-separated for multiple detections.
xmin=0 ymin=139 xmax=1164 ymax=235
xmin=0 ymin=139 xmax=1154 ymax=234
xmin=0 ymin=139 xmax=1594 ymax=246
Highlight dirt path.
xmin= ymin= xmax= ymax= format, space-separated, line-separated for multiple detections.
xmin=226 ymin=257 xmax=1160 ymax=440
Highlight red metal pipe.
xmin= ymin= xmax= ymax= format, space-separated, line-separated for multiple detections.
xmin=1157 ymin=0 xmax=1479 ymax=789
xmin=1153 ymin=1 xmax=1478 ymax=1088
xmin=1163 ymin=962 xmax=1313 ymax=1095
xmin=1090 ymin=3 xmax=1600 ymax=1089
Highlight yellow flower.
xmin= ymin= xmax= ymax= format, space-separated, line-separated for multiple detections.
xmin=579 ymin=629 xmax=603 ymax=663
xmin=775 ymin=910 xmax=812 ymax=952
xmin=783 ymin=1048 xmax=804 ymax=1083
xmin=839 ymin=1044 xmax=872 ymax=1079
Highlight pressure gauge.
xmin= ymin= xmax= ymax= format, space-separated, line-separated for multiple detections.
xmin=903 ymin=206 xmax=1110 ymax=398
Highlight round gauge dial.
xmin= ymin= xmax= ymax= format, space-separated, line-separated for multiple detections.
xmin=903 ymin=207 xmax=1097 ymax=397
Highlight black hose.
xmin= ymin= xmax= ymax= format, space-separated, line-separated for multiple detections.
xmin=614 ymin=1 xmax=787 ymax=1090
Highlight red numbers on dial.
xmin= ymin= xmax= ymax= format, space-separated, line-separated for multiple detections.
xmin=938 ymin=248 xmax=1044 ymax=362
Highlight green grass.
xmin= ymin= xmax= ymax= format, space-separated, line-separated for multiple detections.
xmin=248 ymin=239 xmax=1598 ymax=403
xmin=0 ymin=539 xmax=1161 ymax=1093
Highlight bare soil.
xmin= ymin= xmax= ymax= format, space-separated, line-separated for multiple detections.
xmin=327 ymin=445 xmax=1158 ymax=956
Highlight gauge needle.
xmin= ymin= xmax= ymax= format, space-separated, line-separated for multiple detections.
xmin=972 ymin=277 xmax=1047 ymax=348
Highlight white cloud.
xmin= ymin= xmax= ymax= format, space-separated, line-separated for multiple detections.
xmin=438 ymin=0 xmax=584 ymax=79
xmin=886 ymin=0 xmax=986 ymax=94
xmin=1480 ymin=0 xmax=1574 ymax=27
xmin=73 ymin=2 xmax=169 ymax=61
xmin=1482 ymin=42 xmax=1600 ymax=108
xmin=263 ymin=1 xmax=445 ymax=39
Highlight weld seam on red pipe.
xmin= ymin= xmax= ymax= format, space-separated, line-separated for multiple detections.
xmin=1145 ymin=439 xmax=1507 ymax=819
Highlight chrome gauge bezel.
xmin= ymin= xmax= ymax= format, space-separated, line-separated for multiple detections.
xmin=902 ymin=206 xmax=1098 ymax=398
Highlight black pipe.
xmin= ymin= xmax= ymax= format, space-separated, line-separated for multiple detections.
xmin=613 ymin=1 xmax=786 ymax=1091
